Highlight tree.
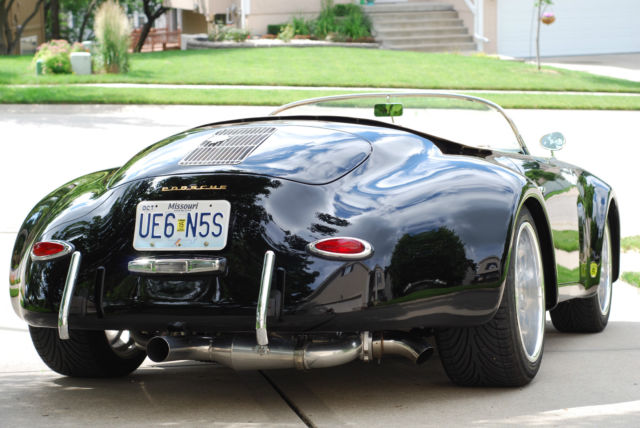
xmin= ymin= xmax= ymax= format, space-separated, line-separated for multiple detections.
xmin=48 ymin=0 xmax=59 ymax=38
xmin=60 ymin=0 xmax=102 ymax=42
xmin=0 ymin=0 xmax=46 ymax=54
xmin=133 ymin=0 xmax=166 ymax=53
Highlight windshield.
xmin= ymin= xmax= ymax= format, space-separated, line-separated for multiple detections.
xmin=270 ymin=93 xmax=527 ymax=154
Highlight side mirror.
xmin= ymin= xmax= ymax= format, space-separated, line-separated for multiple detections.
xmin=540 ymin=132 xmax=565 ymax=157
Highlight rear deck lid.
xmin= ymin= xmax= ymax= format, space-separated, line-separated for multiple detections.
xmin=108 ymin=123 xmax=372 ymax=187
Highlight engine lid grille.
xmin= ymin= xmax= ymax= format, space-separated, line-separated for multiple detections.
xmin=179 ymin=127 xmax=276 ymax=166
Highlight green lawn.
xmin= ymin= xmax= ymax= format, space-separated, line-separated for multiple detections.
xmin=2 ymin=48 xmax=640 ymax=92
xmin=622 ymin=272 xmax=640 ymax=288
xmin=2 ymin=86 xmax=640 ymax=109
xmin=622 ymin=235 xmax=640 ymax=252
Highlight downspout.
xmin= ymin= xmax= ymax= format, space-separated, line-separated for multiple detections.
xmin=464 ymin=0 xmax=489 ymax=51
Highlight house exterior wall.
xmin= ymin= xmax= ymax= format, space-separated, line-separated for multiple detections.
xmin=181 ymin=9 xmax=209 ymax=34
xmin=166 ymin=0 xmax=352 ymax=35
xmin=5 ymin=0 xmax=45 ymax=54
xmin=496 ymin=0 xmax=640 ymax=57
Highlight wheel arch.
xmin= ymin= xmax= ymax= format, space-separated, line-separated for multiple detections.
xmin=607 ymin=196 xmax=621 ymax=282
xmin=522 ymin=195 xmax=558 ymax=310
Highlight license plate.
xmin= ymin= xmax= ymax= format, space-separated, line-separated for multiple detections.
xmin=133 ymin=200 xmax=231 ymax=251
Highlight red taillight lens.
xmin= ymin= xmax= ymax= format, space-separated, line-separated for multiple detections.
xmin=308 ymin=237 xmax=373 ymax=260
xmin=315 ymin=238 xmax=365 ymax=254
xmin=31 ymin=241 xmax=70 ymax=259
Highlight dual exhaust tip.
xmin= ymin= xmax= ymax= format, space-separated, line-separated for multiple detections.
xmin=147 ymin=332 xmax=433 ymax=371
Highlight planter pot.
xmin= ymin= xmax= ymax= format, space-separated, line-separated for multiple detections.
xmin=541 ymin=16 xmax=556 ymax=25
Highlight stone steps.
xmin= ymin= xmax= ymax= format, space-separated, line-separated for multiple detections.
xmin=365 ymin=2 xmax=476 ymax=53
xmin=387 ymin=42 xmax=477 ymax=53
xmin=372 ymin=18 xmax=465 ymax=30
xmin=384 ymin=34 xmax=474 ymax=47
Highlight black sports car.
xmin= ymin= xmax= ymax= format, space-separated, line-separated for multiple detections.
xmin=9 ymin=93 xmax=619 ymax=386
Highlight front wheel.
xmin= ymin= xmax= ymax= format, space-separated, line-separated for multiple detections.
xmin=435 ymin=207 xmax=546 ymax=386
xmin=29 ymin=327 xmax=146 ymax=377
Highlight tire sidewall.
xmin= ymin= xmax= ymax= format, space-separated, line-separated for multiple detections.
xmin=503 ymin=207 xmax=545 ymax=379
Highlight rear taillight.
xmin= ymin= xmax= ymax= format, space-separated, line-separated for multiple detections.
xmin=31 ymin=241 xmax=73 ymax=261
xmin=306 ymin=237 xmax=373 ymax=260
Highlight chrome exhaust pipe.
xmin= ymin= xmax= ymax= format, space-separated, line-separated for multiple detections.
xmin=147 ymin=332 xmax=432 ymax=370
xmin=371 ymin=332 xmax=434 ymax=365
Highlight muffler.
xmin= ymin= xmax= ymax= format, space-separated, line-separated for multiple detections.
xmin=146 ymin=332 xmax=433 ymax=370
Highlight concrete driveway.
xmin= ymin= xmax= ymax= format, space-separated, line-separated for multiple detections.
xmin=2 ymin=105 xmax=640 ymax=427
xmin=541 ymin=53 xmax=640 ymax=82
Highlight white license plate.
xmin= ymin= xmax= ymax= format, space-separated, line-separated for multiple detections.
xmin=133 ymin=200 xmax=231 ymax=251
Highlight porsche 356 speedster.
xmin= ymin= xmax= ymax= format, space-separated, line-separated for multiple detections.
xmin=9 ymin=93 xmax=619 ymax=386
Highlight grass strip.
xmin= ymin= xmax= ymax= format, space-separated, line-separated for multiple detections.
xmin=621 ymin=272 xmax=640 ymax=288
xmin=622 ymin=235 xmax=640 ymax=252
xmin=2 ymin=48 xmax=639 ymax=93
xmin=2 ymin=86 xmax=640 ymax=110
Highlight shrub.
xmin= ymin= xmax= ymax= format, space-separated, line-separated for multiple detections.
xmin=290 ymin=16 xmax=314 ymax=36
xmin=94 ymin=0 xmax=131 ymax=74
xmin=32 ymin=40 xmax=89 ymax=74
xmin=337 ymin=5 xmax=372 ymax=39
xmin=277 ymin=24 xmax=295 ymax=43
xmin=267 ymin=24 xmax=286 ymax=35
xmin=33 ymin=40 xmax=72 ymax=74
xmin=225 ymin=27 xmax=250 ymax=42
xmin=315 ymin=0 xmax=338 ymax=39
xmin=334 ymin=4 xmax=362 ymax=17
xmin=311 ymin=1 xmax=371 ymax=40
xmin=209 ymin=25 xmax=250 ymax=42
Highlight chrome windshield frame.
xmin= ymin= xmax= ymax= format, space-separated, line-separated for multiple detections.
xmin=269 ymin=92 xmax=529 ymax=155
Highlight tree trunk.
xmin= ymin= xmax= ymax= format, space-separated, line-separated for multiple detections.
xmin=77 ymin=0 xmax=98 ymax=42
xmin=134 ymin=21 xmax=152 ymax=53
xmin=134 ymin=1 xmax=167 ymax=53
xmin=0 ymin=0 xmax=8 ymax=54
xmin=50 ymin=0 xmax=60 ymax=39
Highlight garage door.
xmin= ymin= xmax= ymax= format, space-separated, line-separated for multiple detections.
xmin=497 ymin=0 xmax=640 ymax=57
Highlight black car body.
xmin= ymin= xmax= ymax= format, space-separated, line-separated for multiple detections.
xmin=10 ymin=93 xmax=620 ymax=386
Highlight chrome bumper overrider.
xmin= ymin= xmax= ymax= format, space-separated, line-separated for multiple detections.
xmin=59 ymin=251 xmax=82 ymax=340
xmin=256 ymin=250 xmax=275 ymax=347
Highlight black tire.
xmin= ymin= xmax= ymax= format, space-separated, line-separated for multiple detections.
xmin=29 ymin=326 xmax=146 ymax=377
xmin=435 ymin=207 xmax=546 ymax=386
xmin=550 ymin=222 xmax=613 ymax=333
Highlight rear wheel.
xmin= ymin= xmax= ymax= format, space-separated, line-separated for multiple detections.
xmin=29 ymin=327 xmax=146 ymax=377
xmin=550 ymin=222 xmax=613 ymax=333
xmin=435 ymin=207 xmax=546 ymax=386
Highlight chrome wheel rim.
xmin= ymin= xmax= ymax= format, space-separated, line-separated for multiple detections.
xmin=105 ymin=330 xmax=140 ymax=358
xmin=597 ymin=225 xmax=612 ymax=316
xmin=514 ymin=222 xmax=545 ymax=363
